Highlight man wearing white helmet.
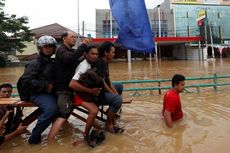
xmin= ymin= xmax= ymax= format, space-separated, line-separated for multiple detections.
xmin=17 ymin=35 xmax=58 ymax=144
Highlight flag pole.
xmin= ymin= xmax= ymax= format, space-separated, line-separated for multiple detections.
xmin=155 ymin=42 xmax=160 ymax=78
xmin=127 ymin=50 xmax=131 ymax=63
xmin=77 ymin=0 xmax=80 ymax=47
xmin=110 ymin=10 xmax=113 ymax=38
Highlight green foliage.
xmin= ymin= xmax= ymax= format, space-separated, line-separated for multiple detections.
xmin=0 ymin=0 xmax=5 ymax=11
xmin=0 ymin=0 xmax=34 ymax=53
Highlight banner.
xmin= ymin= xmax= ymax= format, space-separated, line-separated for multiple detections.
xmin=109 ymin=0 xmax=154 ymax=53
xmin=197 ymin=10 xmax=206 ymax=21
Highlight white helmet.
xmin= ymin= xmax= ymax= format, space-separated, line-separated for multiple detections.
xmin=37 ymin=35 xmax=57 ymax=48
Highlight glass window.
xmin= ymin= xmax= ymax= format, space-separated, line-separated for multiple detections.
xmin=172 ymin=4 xmax=230 ymax=40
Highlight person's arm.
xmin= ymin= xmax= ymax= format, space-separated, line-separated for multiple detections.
xmin=57 ymin=48 xmax=84 ymax=65
xmin=92 ymin=60 xmax=116 ymax=93
xmin=4 ymin=123 xmax=27 ymax=141
xmin=71 ymin=64 xmax=101 ymax=96
xmin=0 ymin=110 xmax=12 ymax=129
xmin=21 ymin=61 xmax=50 ymax=93
xmin=101 ymin=80 xmax=113 ymax=93
xmin=109 ymin=81 xmax=118 ymax=94
xmin=69 ymin=80 xmax=101 ymax=96
xmin=163 ymin=110 xmax=173 ymax=128
xmin=77 ymin=44 xmax=86 ymax=62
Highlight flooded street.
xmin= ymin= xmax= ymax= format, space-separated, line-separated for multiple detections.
xmin=0 ymin=59 xmax=230 ymax=153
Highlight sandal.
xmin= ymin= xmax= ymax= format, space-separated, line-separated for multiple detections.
xmin=84 ymin=134 xmax=96 ymax=148
xmin=84 ymin=130 xmax=105 ymax=147
xmin=106 ymin=126 xmax=124 ymax=134
xmin=90 ymin=129 xmax=105 ymax=145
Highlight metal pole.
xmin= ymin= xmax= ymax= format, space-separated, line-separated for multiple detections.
xmin=173 ymin=10 xmax=176 ymax=37
xmin=127 ymin=49 xmax=131 ymax=63
xmin=128 ymin=60 xmax=132 ymax=80
xmin=157 ymin=5 xmax=161 ymax=60
xmin=77 ymin=0 xmax=80 ymax=47
xmin=82 ymin=21 xmax=84 ymax=37
xmin=110 ymin=10 xmax=113 ymax=38
xmin=198 ymin=41 xmax=201 ymax=61
xmin=209 ymin=23 xmax=215 ymax=58
xmin=213 ymin=73 xmax=217 ymax=91
xmin=157 ymin=5 xmax=161 ymax=37
xmin=155 ymin=42 xmax=160 ymax=78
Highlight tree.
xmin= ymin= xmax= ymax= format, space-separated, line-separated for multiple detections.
xmin=0 ymin=0 xmax=34 ymax=54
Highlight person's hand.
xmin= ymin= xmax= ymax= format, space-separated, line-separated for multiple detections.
xmin=16 ymin=123 xmax=28 ymax=134
xmin=5 ymin=110 xmax=13 ymax=117
xmin=90 ymin=88 xmax=102 ymax=96
xmin=47 ymin=84 xmax=53 ymax=93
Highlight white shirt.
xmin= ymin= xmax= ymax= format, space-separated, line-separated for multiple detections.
xmin=72 ymin=59 xmax=91 ymax=80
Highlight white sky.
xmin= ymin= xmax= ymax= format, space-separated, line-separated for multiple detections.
xmin=4 ymin=0 xmax=164 ymax=37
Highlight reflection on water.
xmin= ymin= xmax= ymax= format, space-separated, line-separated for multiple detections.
xmin=0 ymin=59 xmax=230 ymax=153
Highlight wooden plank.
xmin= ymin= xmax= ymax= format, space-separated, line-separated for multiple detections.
xmin=0 ymin=98 xmax=132 ymax=106
xmin=1 ymin=98 xmax=132 ymax=128
xmin=21 ymin=109 xmax=42 ymax=126
xmin=71 ymin=111 xmax=102 ymax=129
xmin=0 ymin=98 xmax=20 ymax=104
xmin=74 ymin=106 xmax=106 ymax=122
xmin=14 ymin=101 xmax=35 ymax=107
xmin=0 ymin=98 xmax=35 ymax=107
xmin=122 ymin=99 xmax=132 ymax=104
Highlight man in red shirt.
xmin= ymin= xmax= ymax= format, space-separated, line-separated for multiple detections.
xmin=162 ymin=74 xmax=185 ymax=128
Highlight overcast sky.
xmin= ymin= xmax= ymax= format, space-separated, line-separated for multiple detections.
xmin=4 ymin=0 xmax=164 ymax=37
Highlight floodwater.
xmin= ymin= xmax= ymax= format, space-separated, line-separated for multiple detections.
xmin=0 ymin=59 xmax=230 ymax=153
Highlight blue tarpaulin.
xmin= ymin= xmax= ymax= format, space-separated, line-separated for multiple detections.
xmin=109 ymin=0 xmax=155 ymax=53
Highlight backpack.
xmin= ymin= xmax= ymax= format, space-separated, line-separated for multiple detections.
xmin=76 ymin=69 xmax=104 ymax=102
xmin=17 ymin=77 xmax=30 ymax=101
xmin=17 ymin=56 xmax=48 ymax=101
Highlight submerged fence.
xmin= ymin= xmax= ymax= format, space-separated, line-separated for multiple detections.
xmin=113 ymin=73 xmax=230 ymax=96
xmin=10 ymin=73 xmax=230 ymax=97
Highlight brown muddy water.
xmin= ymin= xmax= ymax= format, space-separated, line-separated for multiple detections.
xmin=0 ymin=59 xmax=230 ymax=153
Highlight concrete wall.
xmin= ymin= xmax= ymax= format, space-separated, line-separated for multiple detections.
xmin=96 ymin=9 xmax=111 ymax=38
xmin=172 ymin=44 xmax=207 ymax=60
xmin=16 ymin=41 xmax=37 ymax=56
xmin=173 ymin=44 xmax=186 ymax=59
xmin=186 ymin=46 xmax=201 ymax=60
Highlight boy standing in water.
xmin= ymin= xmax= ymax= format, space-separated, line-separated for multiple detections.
xmin=162 ymin=74 xmax=185 ymax=128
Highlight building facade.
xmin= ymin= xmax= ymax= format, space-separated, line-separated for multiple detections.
xmin=95 ymin=1 xmax=230 ymax=60
xmin=96 ymin=1 xmax=230 ymax=40
xmin=164 ymin=0 xmax=230 ymax=43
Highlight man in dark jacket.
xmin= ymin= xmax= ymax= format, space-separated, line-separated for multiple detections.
xmin=17 ymin=35 xmax=58 ymax=144
xmin=47 ymin=31 xmax=85 ymax=141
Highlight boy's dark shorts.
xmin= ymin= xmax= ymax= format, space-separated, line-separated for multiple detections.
xmin=56 ymin=91 xmax=74 ymax=119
